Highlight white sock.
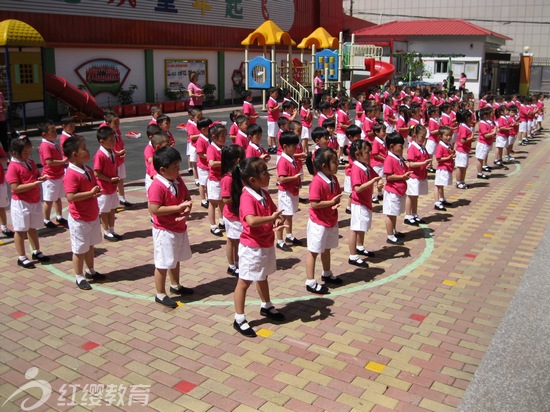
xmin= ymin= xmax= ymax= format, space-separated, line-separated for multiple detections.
xmin=1 ymin=225 xmax=7 ymax=231
xmin=349 ymin=254 xmax=358 ymax=261
xmin=277 ymin=240 xmax=285 ymax=246
xmin=229 ymin=264 xmax=236 ymax=270
xmin=286 ymin=234 xmax=294 ymax=241
xmin=76 ymin=274 xmax=85 ymax=282
xmin=405 ymin=215 xmax=414 ymax=220
xmin=18 ymin=255 xmax=27 ymax=261
xmin=388 ymin=235 xmax=397 ymax=242
xmin=104 ymin=230 xmax=112 ymax=236
xmin=44 ymin=219 xmax=51 ymax=224
xmin=356 ymin=245 xmax=365 ymax=251
xmin=86 ymin=268 xmax=96 ymax=275
xmin=56 ymin=215 xmax=63 ymax=220
xmin=322 ymin=270 xmax=333 ymax=278
xmin=156 ymin=293 xmax=167 ymax=300
xmin=235 ymin=313 xmax=246 ymax=324
xmin=211 ymin=225 xmax=218 ymax=230
xmin=170 ymin=284 xmax=180 ymax=290
xmin=261 ymin=302 xmax=273 ymax=310
xmin=305 ymin=279 xmax=317 ymax=287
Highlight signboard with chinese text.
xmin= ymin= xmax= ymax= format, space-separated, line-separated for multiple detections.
xmin=165 ymin=59 xmax=207 ymax=92
xmin=0 ymin=0 xmax=295 ymax=31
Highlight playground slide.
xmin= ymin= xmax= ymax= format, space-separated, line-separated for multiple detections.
xmin=45 ymin=74 xmax=103 ymax=119
xmin=350 ymin=59 xmax=395 ymax=98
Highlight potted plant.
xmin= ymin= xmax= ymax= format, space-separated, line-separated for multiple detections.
xmin=117 ymin=84 xmax=138 ymax=117
xmin=203 ymin=83 xmax=216 ymax=107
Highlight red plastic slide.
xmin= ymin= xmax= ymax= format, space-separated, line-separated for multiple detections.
xmin=350 ymin=59 xmax=395 ymax=98
xmin=45 ymin=74 xmax=103 ymax=119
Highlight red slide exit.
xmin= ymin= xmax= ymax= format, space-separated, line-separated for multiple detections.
xmin=45 ymin=74 xmax=104 ymax=119
xmin=350 ymin=58 xmax=395 ymax=99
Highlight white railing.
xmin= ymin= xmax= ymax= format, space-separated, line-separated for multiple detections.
xmin=343 ymin=43 xmax=384 ymax=70
xmin=279 ymin=76 xmax=304 ymax=105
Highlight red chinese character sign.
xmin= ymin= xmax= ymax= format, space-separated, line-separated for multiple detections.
xmin=75 ymin=59 xmax=131 ymax=96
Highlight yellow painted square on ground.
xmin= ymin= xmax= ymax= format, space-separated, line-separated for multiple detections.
xmin=442 ymin=280 xmax=457 ymax=286
xmin=176 ymin=301 xmax=185 ymax=307
xmin=365 ymin=361 xmax=386 ymax=373
xmin=449 ymin=195 xmax=458 ymax=199
xmin=483 ymin=233 xmax=493 ymax=238
xmin=257 ymin=328 xmax=274 ymax=338
xmin=508 ymin=203 xmax=518 ymax=207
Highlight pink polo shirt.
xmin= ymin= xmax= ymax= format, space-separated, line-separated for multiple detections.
xmin=93 ymin=147 xmax=118 ymax=195
xmin=407 ymin=142 xmax=429 ymax=180
xmin=384 ymin=153 xmax=408 ymax=197
xmin=246 ymin=142 xmax=267 ymax=159
xmin=63 ymin=163 xmax=99 ymax=222
xmin=435 ymin=142 xmax=454 ymax=172
xmin=301 ymin=107 xmax=312 ymax=129
xmin=195 ymin=135 xmax=210 ymax=170
xmin=336 ymin=109 xmax=349 ymax=134
xmin=371 ymin=137 xmax=387 ymax=168
xmin=239 ymin=186 xmax=277 ymax=248
xmin=308 ymin=171 xmax=341 ymax=228
xmin=185 ymin=120 xmax=199 ymax=145
xmin=206 ymin=142 xmax=223 ymax=181
xmin=267 ymin=97 xmax=280 ymax=122
xmin=144 ymin=143 xmax=156 ymax=178
xmin=235 ymin=130 xmax=249 ymax=150
xmin=39 ymin=139 xmax=65 ymax=180
xmin=148 ymin=175 xmax=190 ymax=233
xmin=276 ymin=153 xmax=301 ymax=196
xmin=351 ymin=160 xmax=374 ymax=210
xmin=242 ymin=101 xmax=257 ymax=124
xmin=221 ymin=173 xmax=238 ymax=221
xmin=6 ymin=159 xmax=41 ymax=203
xmin=478 ymin=120 xmax=495 ymax=145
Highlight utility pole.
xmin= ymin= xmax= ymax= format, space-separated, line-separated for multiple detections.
xmin=349 ymin=0 xmax=354 ymax=17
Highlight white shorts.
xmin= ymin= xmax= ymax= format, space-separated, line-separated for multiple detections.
xmin=11 ymin=199 xmax=42 ymax=231
xmin=451 ymin=132 xmax=458 ymax=147
xmin=354 ymin=119 xmax=363 ymax=128
xmin=455 ymin=151 xmax=469 ymax=168
xmin=98 ymin=192 xmax=119 ymax=213
xmin=519 ymin=121 xmax=528 ymax=133
xmin=306 ymin=219 xmax=339 ymax=254
xmin=223 ymin=217 xmax=243 ymax=240
xmin=382 ymin=190 xmax=405 ymax=216
xmin=187 ymin=142 xmax=197 ymax=163
xmin=537 ymin=115 xmax=544 ymax=123
xmin=350 ymin=203 xmax=372 ymax=232
xmin=344 ymin=175 xmax=351 ymax=194
xmin=42 ymin=177 xmax=65 ymax=202
xmin=435 ymin=169 xmax=453 ymax=186
xmin=373 ymin=164 xmax=384 ymax=178
xmin=508 ymin=135 xmax=517 ymax=146
xmin=277 ymin=190 xmax=299 ymax=216
xmin=0 ymin=182 xmax=9 ymax=208
xmin=153 ymin=228 xmax=192 ymax=270
xmin=207 ymin=179 xmax=221 ymax=201
xmin=145 ymin=174 xmax=153 ymax=197
xmin=197 ymin=167 xmax=209 ymax=186
xmin=301 ymin=126 xmax=311 ymax=142
xmin=406 ymin=178 xmax=428 ymax=196
xmin=528 ymin=120 xmax=533 ymax=131
xmin=267 ymin=121 xmax=279 ymax=138
xmin=238 ymin=244 xmax=276 ymax=281
xmin=117 ymin=163 xmax=126 ymax=180
xmin=475 ymin=142 xmax=490 ymax=160
xmin=495 ymin=135 xmax=508 ymax=149
xmin=426 ymin=139 xmax=437 ymax=155
xmin=384 ymin=123 xmax=395 ymax=133
xmin=336 ymin=133 xmax=349 ymax=148
xmin=69 ymin=215 xmax=102 ymax=254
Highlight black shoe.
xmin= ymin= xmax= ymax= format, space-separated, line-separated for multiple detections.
xmin=372 ymin=198 xmax=380 ymax=204
xmin=348 ymin=258 xmax=369 ymax=268
xmin=477 ymin=173 xmax=489 ymax=180
xmin=1 ymin=228 xmax=14 ymax=238
xmin=188 ymin=168 xmax=193 ymax=175
xmin=31 ymin=251 xmax=50 ymax=262
xmin=299 ymin=197 xmax=309 ymax=204
xmin=306 ymin=282 xmax=330 ymax=294
xmin=441 ymin=200 xmax=452 ymax=207
xmin=276 ymin=242 xmax=292 ymax=251
xmin=494 ymin=160 xmax=502 ymax=166
xmin=210 ymin=227 xmax=223 ymax=237
xmin=345 ymin=207 xmax=351 ymax=215
xmin=356 ymin=248 xmax=375 ymax=257
xmin=155 ymin=295 xmax=178 ymax=308
xmin=17 ymin=258 xmax=35 ymax=269
xmin=260 ymin=306 xmax=285 ymax=321
xmin=386 ymin=237 xmax=404 ymax=245
xmin=85 ymin=271 xmax=106 ymax=281
xmin=76 ymin=278 xmax=92 ymax=290
xmin=404 ymin=218 xmax=419 ymax=226
xmin=434 ymin=204 xmax=447 ymax=211
xmin=394 ymin=232 xmax=405 ymax=238
xmin=427 ymin=167 xmax=436 ymax=173
xmin=233 ymin=319 xmax=257 ymax=337
xmin=111 ymin=233 xmax=123 ymax=240
xmin=201 ymin=201 xmax=209 ymax=209
xmin=169 ymin=285 xmax=194 ymax=295
xmin=414 ymin=217 xmax=426 ymax=224
xmin=339 ymin=159 xmax=346 ymax=165
xmin=44 ymin=221 xmax=57 ymax=229
xmin=119 ymin=200 xmax=133 ymax=207
xmin=322 ymin=275 xmax=343 ymax=285
xmin=227 ymin=267 xmax=238 ymax=277
xmin=56 ymin=217 xmax=69 ymax=227
xmin=482 ymin=166 xmax=492 ymax=172
xmin=286 ymin=237 xmax=303 ymax=246
xmin=377 ymin=194 xmax=384 ymax=201
xmin=103 ymin=233 xmax=119 ymax=242
xmin=218 ymin=223 xmax=226 ymax=231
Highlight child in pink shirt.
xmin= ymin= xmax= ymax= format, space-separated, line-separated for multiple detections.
xmin=306 ymin=147 xmax=343 ymax=294
xmin=104 ymin=113 xmax=131 ymax=207
xmin=454 ymin=110 xmax=475 ymax=189
xmin=266 ymin=87 xmax=281 ymax=153
xmin=62 ymin=136 xmax=105 ymax=290
xmin=59 ymin=116 xmax=76 ymax=149
xmin=6 ymin=137 xmax=49 ymax=268
xmin=405 ymin=125 xmax=431 ymax=225
xmin=336 ymin=99 xmax=351 ymax=164
xmin=228 ymin=110 xmax=242 ymax=142
xmin=476 ymin=107 xmax=498 ymax=179
xmin=144 ymin=128 xmax=170 ymax=196
xmin=242 ymin=91 xmax=258 ymax=124
xmin=206 ymin=124 xmax=227 ymax=237
xmin=232 ymin=157 xmax=285 ymax=337
xmin=185 ymin=107 xmax=202 ymax=185
xmin=158 ymin=114 xmax=176 ymax=147
xmin=195 ymin=118 xmax=213 ymax=208
xmin=234 ymin=115 xmax=250 ymax=150
xmin=300 ymin=96 xmax=313 ymax=154
xmin=148 ymin=147 xmax=194 ymax=308
xmin=371 ymin=123 xmax=388 ymax=203
xmin=383 ymin=132 xmax=412 ymax=245
xmin=434 ymin=127 xmax=455 ymax=211
xmin=245 ymin=124 xmax=270 ymax=162
xmin=0 ymin=146 xmax=14 ymax=237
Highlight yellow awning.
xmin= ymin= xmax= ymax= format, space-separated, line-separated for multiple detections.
xmin=0 ymin=19 xmax=45 ymax=47
xmin=297 ymin=27 xmax=338 ymax=50
xmin=241 ymin=20 xmax=296 ymax=47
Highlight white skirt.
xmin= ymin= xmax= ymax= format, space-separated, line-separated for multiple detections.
xmin=238 ymin=244 xmax=276 ymax=281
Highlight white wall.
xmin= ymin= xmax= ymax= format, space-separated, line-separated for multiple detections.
xmin=407 ymin=37 xmax=486 ymax=58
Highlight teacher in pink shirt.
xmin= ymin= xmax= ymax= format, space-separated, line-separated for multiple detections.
xmin=187 ymin=72 xmax=204 ymax=111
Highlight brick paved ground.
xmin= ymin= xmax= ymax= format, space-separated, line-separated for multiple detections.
xmin=1 ymin=114 xmax=549 ymax=411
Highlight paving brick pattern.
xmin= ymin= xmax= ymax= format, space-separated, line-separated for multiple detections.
xmin=1 ymin=117 xmax=550 ymax=411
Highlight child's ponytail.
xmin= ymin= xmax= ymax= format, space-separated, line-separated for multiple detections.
xmin=230 ymin=165 xmax=244 ymax=217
